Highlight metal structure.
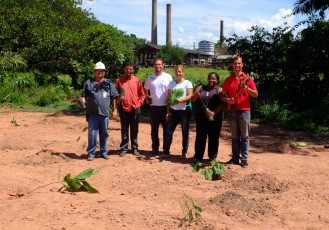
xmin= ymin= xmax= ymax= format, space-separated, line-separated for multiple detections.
xmin=151 ymin=0 xmax=157 ymax=45
xmin=166 ymin=4 xmax=172 ymax=45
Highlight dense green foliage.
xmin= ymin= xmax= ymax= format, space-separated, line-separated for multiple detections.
xmin=293 ymin=0 xmax=329 ymax=15
xmin=156 ymin=44 xmax=186 ymax=65
xmin=137 ymin=67 xmax=230 ymax=87
xmin=0 ymin=0 xmax=142 ymax=89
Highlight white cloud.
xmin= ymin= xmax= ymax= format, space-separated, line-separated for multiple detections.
xmin=177 ymin=27 xmax=185 ymax=33
xmin=257 ymin=8 xmax=294 ymax=30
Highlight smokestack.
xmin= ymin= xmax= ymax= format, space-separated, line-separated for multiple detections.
xmin=166 ymin=4 xmax=172 ymax=45
xmin=151 ymin=0 xmax=157 ymax=45
xmin=220 ymin=20 xmax=224 ymax=49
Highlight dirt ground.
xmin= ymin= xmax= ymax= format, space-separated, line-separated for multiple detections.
xmin=0 ymin=107 xmax=329 ymax=230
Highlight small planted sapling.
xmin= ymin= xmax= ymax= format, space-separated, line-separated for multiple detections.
xmin=29 ymin=168 xmax=100 ymax=194
xmin=11 ymin=117 xmax=19 ymax=126
xmin=193 ymin=160 xmax=225 ymax=180
xmin=180 ymin=195 xmax=202 ymax=225
xmin=62 ymin=168 xmax=100 ymax=193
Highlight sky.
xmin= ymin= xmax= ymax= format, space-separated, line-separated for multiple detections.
xmin=81 ymin=0 xmax=310 ymax=49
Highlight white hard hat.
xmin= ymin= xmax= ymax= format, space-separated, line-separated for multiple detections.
xmin=94 ymin=62 xmax=106 ymax=70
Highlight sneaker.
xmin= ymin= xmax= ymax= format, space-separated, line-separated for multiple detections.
xmin=87 ymin=156 xmax=94 ymax=161
xmin=102 ymin=154 xmax=109 ymax=160
xmin=241 ymin=160 xmax=248 ymax=168
xmin=119 ymin=151 xmax=127 ymax=157
xmin=225 ymin=158 xmax=239 ymax=165
xmin=132 ymin=149 xmax=140 ymax=156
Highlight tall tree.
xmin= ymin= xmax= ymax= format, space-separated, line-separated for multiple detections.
xmin=293 ymin=0 xmax=329 ymax=15
xmin=156 ymin=44 xmax=186 ymax=65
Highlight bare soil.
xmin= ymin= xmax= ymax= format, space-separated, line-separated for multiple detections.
xmin=0 ymin=107 xmax=329 ymax=230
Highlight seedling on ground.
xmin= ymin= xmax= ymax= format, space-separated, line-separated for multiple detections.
xmin=62 ymin=168 xmax=99 ymax=193
xmin=180 ymin=195 xmax=202 ymax=225
xmin=193 ymin=160 xmax=225 ymax=180
xmin=11 ymin=117 xmax=19 ymax=126
xmin=29 ymin=168 xmax=100 ymax=194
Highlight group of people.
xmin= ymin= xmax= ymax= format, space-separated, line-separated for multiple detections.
xmin=78 ymin=56 xmax=258 ymax=168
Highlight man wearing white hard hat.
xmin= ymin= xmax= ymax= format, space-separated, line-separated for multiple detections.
xmin=78 ymin=61 xmax=118 ymax=161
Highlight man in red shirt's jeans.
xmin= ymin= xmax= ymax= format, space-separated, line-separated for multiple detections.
xmin=221 ymin=56 xmax=258 ymax=168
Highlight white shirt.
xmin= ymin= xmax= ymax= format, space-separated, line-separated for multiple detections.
xmin=168 ymin=79 xmax=193 ymax=110
xmin=144 ymin=72 xmax=173 ymax=106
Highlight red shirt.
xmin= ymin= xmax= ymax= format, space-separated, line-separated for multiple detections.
xmin=222 ymin=72 xmax=257 ymax=111
xmin=115 ymin=75 xmax=145 ymax=112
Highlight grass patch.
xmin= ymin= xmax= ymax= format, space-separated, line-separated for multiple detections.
xmin=137 ymin=67 xmax=230 ymax=86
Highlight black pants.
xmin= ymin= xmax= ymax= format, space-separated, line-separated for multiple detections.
xmin=119 ymin=107 xmax=140 ymax=152
xmin=163 ymin=108 xmax=191 ymax=155
xmin=149 ymin=106 xmax=167 ymax=152
xmin=194 ymin=118 xmax=222 ymax=162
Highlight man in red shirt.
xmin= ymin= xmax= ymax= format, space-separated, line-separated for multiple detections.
xmin=115 ymin=62 xmax=145 ymax=157
xmin=221 ymin=56 xmax=258 ymax=168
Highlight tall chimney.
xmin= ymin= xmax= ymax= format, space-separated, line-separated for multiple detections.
xmin=220 ymin=20 xmax=224 ymax=49
xmin=151 ymin=0 xmax=157 ymax=45
xmin=166 ymin=4 xmax=172 ymax=45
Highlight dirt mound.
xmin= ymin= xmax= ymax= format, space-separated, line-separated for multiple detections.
xmin=18 ymin=149 xmax=71 ymax=165
xmin=233 ymin=173 xmax=289 ymax=193
xmin=210 ymin=191 xmax=274 ymax=219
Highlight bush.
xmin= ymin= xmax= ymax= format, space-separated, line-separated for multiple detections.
xmin=253 ymin=100 xmax=290 ymax=123
xmin=32 ymin=86 xmax=66 ymax=106
xmin=11 ymin=74 xmax=36 ymax=91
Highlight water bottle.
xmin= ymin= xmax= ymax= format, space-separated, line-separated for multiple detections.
xmin=205 ymin=108 xmax=214 ymax=121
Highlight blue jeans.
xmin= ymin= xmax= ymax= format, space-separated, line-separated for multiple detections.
xmin=149 ymin=106 xmax=167 ymax=151
xmin=164 ymin=108 xmax=191 ymax=154
xmin=87 ymin=114 xmax=109 ymax=157
xmin=227 ymin=108 xmax=250 ymax=161
xmin=119 ymin=107 xmax=139 ymax=152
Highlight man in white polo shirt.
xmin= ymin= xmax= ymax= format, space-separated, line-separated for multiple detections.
xmin=144 ymin=58 xmax=173 ymax=155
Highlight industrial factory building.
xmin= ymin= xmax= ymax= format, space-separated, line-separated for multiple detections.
xmin=134 ymin=44 xmax=213 ymax=67
xmin=198 ymin=40 xmax=215 ymax=55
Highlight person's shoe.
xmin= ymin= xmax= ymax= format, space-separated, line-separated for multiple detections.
xmin=225 ymin=158 xmax=239 ymax=165
xmin=87 ymin=156 xmax=94 ymax=161
xmin=241 ymin=160 xmax=248 ymax=168
xmin=102 ymin=154 xmax=109 ymax=160
xmin=132 ymin=149 xmax=140 ymax=156
xmin=151 ymin=149 xmax=159 ymax=155
xmin=160 ymin=153 xmax=170 ymax=158
xmin=119 ymin=151 xmax=127 ymax=157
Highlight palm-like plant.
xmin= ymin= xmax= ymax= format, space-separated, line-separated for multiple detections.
xmin=293 ymin=0 xmax=329 ymax=15
xmin=0 ymin=51 xmax=27 ymax=71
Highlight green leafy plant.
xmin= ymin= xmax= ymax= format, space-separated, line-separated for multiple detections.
xmin=166 ymin=88 xmax=184 ymax=105
xmin=193 ymin=160 xmax=225 ymax=180
xmin=29 ymin=168 xmax=100 ymax=194
xmin=62 ymin=168 xmax=100 ymax=193
xmin=180 ymin=195 xmax=202 ymax=225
